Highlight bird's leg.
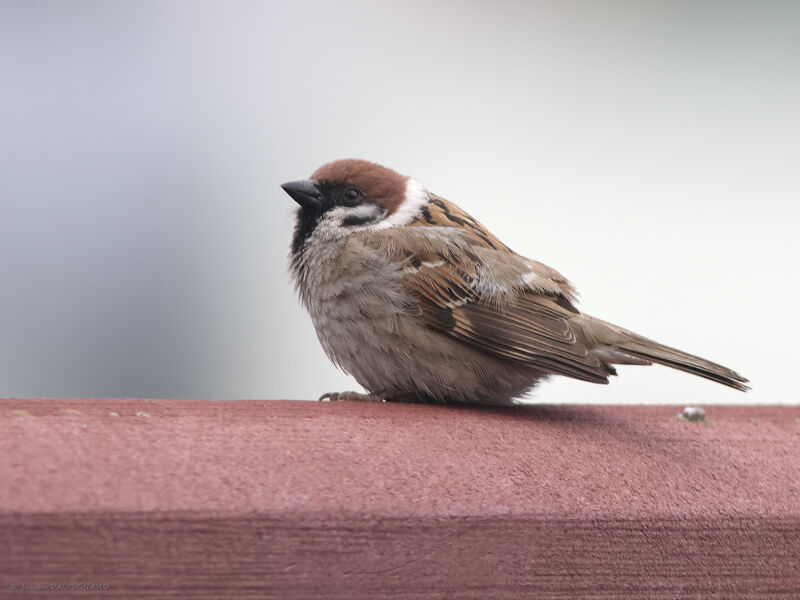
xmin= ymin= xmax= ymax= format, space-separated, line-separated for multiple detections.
xmin=318 ymin=391 xmax=385 ymax=402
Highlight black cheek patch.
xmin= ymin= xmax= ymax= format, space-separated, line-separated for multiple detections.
xmin=341 ymin=214 xmax=377 ymax=227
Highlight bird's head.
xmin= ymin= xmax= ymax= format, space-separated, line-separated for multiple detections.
xmin=281 ymin=159 xmax=429 ymax=255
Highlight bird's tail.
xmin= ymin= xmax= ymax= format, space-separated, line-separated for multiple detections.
xmin=583 ymin=316 xmax=750 ymax=392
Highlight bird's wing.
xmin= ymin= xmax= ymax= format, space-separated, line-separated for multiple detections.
xmin=358 ymin=208 xmax=613 ymax=384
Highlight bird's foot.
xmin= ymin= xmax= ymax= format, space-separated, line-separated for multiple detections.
xmin=318 ymin=391 xmax=385 ymax=403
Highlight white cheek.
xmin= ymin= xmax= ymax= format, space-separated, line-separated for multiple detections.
xmin=314 ymin=205 xmax=385 ymax=237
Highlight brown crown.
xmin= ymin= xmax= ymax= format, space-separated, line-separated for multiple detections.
xmin=311 ymin=159 xmax=409 ymax=214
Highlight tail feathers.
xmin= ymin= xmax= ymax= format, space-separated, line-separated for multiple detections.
xmin=585 ymin=317 xmax=750 ymax=392
xmin=616 ymin=340 xmax=750 ymax=391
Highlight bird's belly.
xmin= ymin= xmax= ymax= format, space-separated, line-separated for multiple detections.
xmin=307 ymin=275 xmax=541 ymax=405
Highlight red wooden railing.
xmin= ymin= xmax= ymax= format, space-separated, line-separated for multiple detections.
xmin=1 ymin=399 xmax=799 ymax=598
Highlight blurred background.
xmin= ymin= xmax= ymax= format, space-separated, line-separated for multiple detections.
xmin=0 ymin=0 xmax=797 ymax=404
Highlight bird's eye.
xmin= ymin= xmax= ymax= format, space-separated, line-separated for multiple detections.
xmin=344 ymin=187 xmax=359 ymax=201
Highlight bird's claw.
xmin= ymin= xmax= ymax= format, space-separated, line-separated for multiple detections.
xmin=318 ymin=391 xmax=385 ymax=402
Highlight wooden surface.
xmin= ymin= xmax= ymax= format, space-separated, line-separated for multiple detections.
xmin=1 ymin=399 xmax=799 ymax=598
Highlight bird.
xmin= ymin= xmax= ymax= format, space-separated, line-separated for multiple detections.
xmin=281 ymin=159 xmax=749 ymax=405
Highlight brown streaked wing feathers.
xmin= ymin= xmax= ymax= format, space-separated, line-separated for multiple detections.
xmin=424 ymin=193 xmax=512 ymax=252
xmin=357 ymin=221 xmax=611 ymax=384
xmin=421 ymin=296 xmax=612 ymax=384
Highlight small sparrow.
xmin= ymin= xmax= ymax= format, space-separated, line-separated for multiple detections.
xmin=282 ymin=159 xmax=748 ymax=404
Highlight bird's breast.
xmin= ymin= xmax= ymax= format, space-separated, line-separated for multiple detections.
xmin=291 ymin=236 xmax=414 ymax=364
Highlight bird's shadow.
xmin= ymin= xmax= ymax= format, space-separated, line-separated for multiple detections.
xmin=436 ymin=401 xmax=701 ymax=459
xmin=444 ymin=402 xmax=607 ymax=423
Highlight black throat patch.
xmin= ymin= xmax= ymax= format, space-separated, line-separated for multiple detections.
xmin=291 ymin=206 xmax=324 ymax=261
xmin=289 ymin=182 xmax=376 ymax=262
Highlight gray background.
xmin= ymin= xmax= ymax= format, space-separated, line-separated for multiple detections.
xmin=1 ymin=1 xmax=797 ymax=404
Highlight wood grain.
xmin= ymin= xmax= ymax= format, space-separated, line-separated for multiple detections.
xmin=1 ymin=399 xmax=799 ymax=598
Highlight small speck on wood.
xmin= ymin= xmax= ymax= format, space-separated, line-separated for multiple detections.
xmin=678 ymin=406 xmax=706 ymax=422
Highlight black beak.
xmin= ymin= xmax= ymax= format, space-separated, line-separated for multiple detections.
xmin=281 ymin=179 xmax=325 ymax=211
